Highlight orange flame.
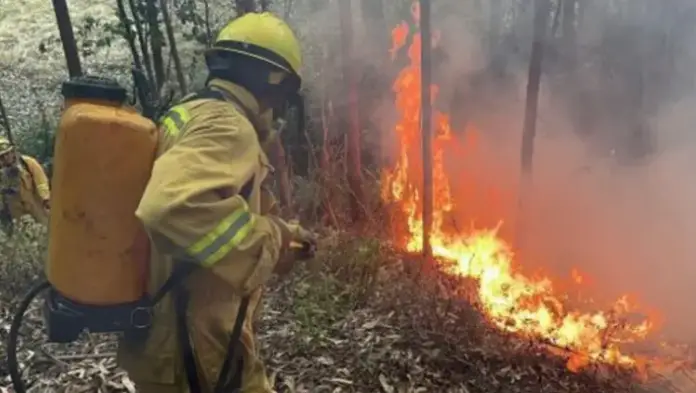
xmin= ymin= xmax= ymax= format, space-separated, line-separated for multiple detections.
xmin=381 ymin=7 xmax=655 ymax=372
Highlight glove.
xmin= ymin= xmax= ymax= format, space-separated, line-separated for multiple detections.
xmin=272 ymin=218 xmax=318 ymax=275
xmin=287 ymin=222 xmax=318 ymax=261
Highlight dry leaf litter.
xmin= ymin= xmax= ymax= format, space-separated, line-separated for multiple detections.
xmin=0 ymin=230 xmax=690 ymax=392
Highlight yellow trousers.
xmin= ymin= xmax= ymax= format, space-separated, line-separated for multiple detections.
xmin=120 ymin=273 xmax=274 ymax=393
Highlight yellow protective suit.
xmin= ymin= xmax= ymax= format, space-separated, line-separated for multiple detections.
xmin=1 ymin=154 xmax=51 ymax=227
xmin=117 ymin=78 xmax=294 ymax=393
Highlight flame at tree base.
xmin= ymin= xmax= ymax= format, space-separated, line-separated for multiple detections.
xmin=381 ymin=3 xmax=654 ymax=373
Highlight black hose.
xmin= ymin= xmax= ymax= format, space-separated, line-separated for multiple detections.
xmin=7 ymin=280 xmax=50 ymax=393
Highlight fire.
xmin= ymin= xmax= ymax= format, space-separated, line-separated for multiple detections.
xmin=382 ymin=3 xmax=654 ymax=372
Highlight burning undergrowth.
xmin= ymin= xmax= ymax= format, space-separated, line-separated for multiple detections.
xmin=260 ymin=235 xmax=667 ymax=392
xmin=380 ymin=2 xmax=692 ymax=382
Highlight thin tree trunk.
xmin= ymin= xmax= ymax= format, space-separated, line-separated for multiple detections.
xmin=159 ymin=0 xmax=187 ymax=94
xmin=128 ymin=0 xmax=156 ymax=93
xmin=116 ymin=0 xmax=144 ymax=72
xmin=117 ymin=0 xmax=155 ymax=112
xmin=516 ymin=0 xmax=551 ymax=249
xmin=520 ymin=0 xmax=550 ymax=175
xmin=51 ymin=0 xmax=82 ymax=77
xmin=419 ymin=0 xmax=433 ymax=260
xmin=203 ymin=0 xmax=212 ymax=46
xmin=338 ymin=0 xmax=365 ymax=224
xmin=145 ymin=0 xmax=165 ymax=93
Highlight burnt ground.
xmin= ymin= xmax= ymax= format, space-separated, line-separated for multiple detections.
xmin=0 ymin=232 xmax=689 ymax=393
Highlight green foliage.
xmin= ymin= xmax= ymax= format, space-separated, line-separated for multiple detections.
xmin=291 ymin=236 xmax=385 ymax=337
xmin=291 ymin=274 xmax=352 ymax=337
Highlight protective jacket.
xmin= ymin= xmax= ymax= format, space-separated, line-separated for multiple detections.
xmin=1 ymin=155 xmax=50 ymax=227
xmin=117 ymin=78 xmax=292 ymax=393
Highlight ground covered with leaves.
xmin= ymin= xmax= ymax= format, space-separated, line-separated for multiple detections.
xmin=0 ymin=224 xmax=685 ymax=392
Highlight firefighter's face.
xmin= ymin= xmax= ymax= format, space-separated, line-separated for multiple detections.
xmin=0 ymin=151 xmax=16 ymax=168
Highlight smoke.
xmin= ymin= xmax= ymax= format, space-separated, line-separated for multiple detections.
xmin=396 ymin=0 xmax=696 ymax=343
xmin=280 ymin=0 xmax=696 ymax=342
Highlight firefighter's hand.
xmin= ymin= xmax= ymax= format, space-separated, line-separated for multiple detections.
xmin=273 ymin=219 xmax=318 ymax=275
xmin=287 ymin=220 xmax=318 ymax=261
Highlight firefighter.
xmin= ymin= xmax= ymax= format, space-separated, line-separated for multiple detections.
xmin=117 ymin=12 xmax=317 ymax=393
xmin=0 ymin=137 xmax=50 ymax=235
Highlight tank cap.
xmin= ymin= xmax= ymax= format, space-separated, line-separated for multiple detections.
xmin=61 ymin=75 xmax=127 ymax=104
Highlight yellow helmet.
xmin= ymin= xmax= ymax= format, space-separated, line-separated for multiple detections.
xmin=0 ymin=137 xmax=13 ymax=155
xmin=210 ymin=12 xmax=302 ymax=78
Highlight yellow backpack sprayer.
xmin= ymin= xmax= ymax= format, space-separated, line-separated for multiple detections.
xmin=6 ymin=0 xmax=158 ymax=391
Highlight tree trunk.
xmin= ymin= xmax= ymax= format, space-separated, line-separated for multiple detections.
xmin=520 ymin=0 xmax=550 ymax=175
xmin=52 ymin=0 xmax=82 ymax=77
xmin=128 ymin=0 xmax=156 ymax=94
xmin=145 ymin=0 xmax=166 ymax=93
xmin=203 ymin=0 xmax=212 ymax=46
xmin=116 ymin=0 xmax=144 ymax=72
xmin=260 ymin=0 xmax=270 ymax=11
xmin=159 ymin=0 xmax=187 ymax=94
xmin=419 ymin=0 xmax=433 ymax=259
xmin=338 ymin=0 xmax=365 ymax=224
xmin=516 ymin=0 xmax=550 ymax=249
xmin=235 ymin=0 xmax=256 ymax=15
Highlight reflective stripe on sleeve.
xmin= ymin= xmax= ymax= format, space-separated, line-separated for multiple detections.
xmin=161 ymin=106 xmax=191 ymax=138
xmin=186 ymin=201 xmax=256 ymax=267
